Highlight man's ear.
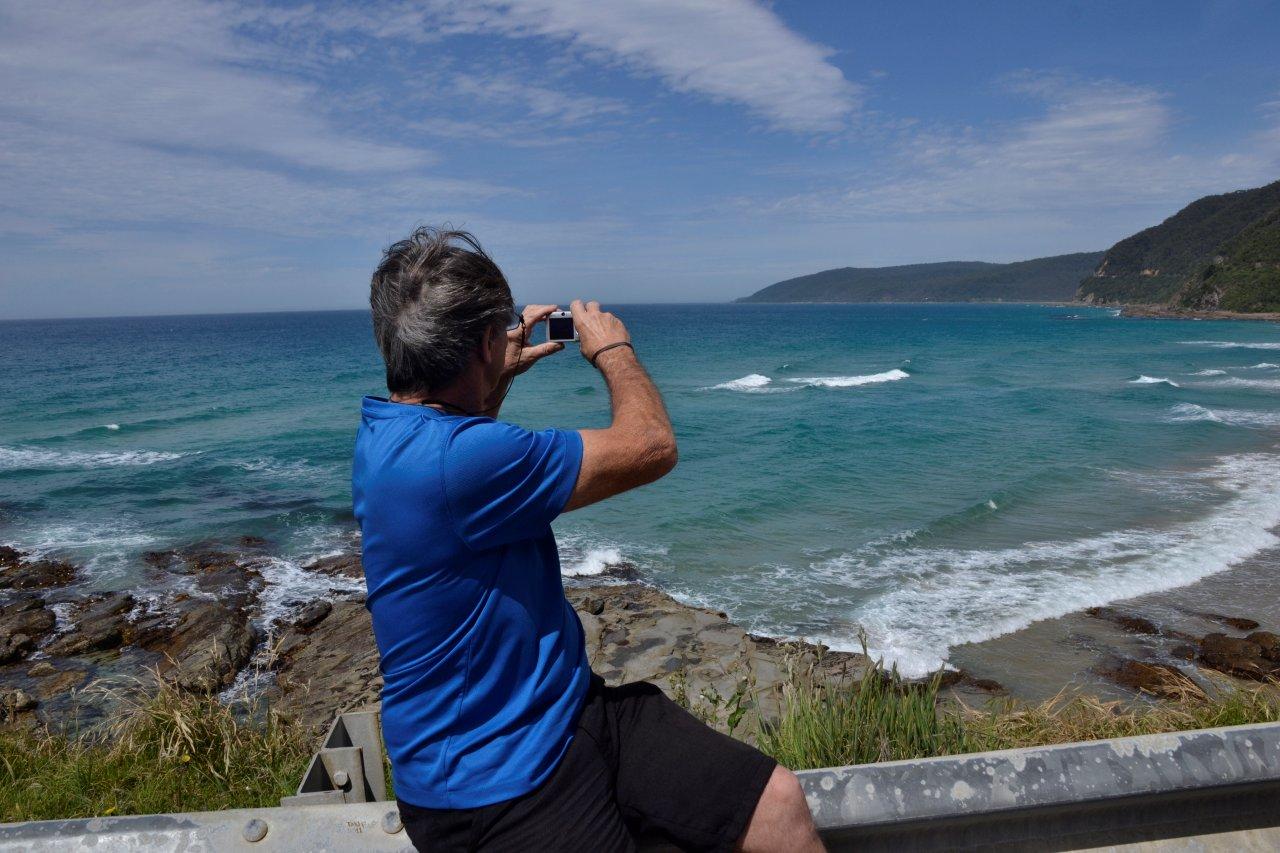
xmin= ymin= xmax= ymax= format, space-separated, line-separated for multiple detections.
xmin=478 ymin=324 xmax=504 ymax=366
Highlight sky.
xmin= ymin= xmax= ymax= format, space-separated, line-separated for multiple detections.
xmin=2 ymin=0 xmax=1279 ymax=318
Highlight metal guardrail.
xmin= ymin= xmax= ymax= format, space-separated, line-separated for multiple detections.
xmin=3 ymin=720 xmax=1279 ymax=851
xmin=281 ymin=710 xmax=387 ymax=807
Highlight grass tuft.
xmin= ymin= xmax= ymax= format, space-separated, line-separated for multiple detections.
xmin=0 ymin=672 xmax=311 ymax=823
xmin=755 ymin=653 xmax=1280 ymax=771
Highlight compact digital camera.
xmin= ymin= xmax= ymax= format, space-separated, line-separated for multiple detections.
xmin=546 ymin=310 xmax=578 ymax=343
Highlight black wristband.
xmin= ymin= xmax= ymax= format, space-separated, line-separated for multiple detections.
xmin=589 ymin=341 xmax=634 ymax=368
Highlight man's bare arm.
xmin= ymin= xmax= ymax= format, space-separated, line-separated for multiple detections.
xmin=563 ymin=301 xmax=676 ymax=511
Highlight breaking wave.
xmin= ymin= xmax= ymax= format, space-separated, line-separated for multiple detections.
xmin=1130 ymin=375 xmax=1179 ymax=386
xmin=0 ymin=445 xmax=187 ymax=471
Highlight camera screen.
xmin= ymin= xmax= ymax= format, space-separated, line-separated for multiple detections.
xmin=548 ymin=316 xmax=575 ymax=340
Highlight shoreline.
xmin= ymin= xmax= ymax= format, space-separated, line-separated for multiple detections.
xmin=5 ymin=541 xmax=1280 ymax=736
xmin=1116 ymin=304 xmax=1280 ymax=322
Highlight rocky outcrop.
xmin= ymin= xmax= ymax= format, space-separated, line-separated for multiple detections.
xmin=0 ymin=546 xmax=77 ymax=590
xmin=160 ymin=602 xmax=259 ymax=694
xmin=0 ymin=595 xmax=57 ymax=663
xmin=43 ymin=592 xmax=134 ymax=657
xmin=1095 ymin=658 xmax=1205 ymax=700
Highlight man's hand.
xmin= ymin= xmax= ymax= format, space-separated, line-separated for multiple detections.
xmin=504 ymin=304 xmax=564 ymax=378
xmin=571 ymin=300 xmax=631 ymax=365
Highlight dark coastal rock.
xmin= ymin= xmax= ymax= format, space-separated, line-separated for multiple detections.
xmin=1193 ymin=612 xmax=1261 ymax=632
xmin=933 ymin=669 xmax=1006 ymax=694
xmin=1096 ymin=658 xmax=1204 ymax=700
xmin=304 ymin=553 xmax=364 ymax=581
xmin=1084 ymin=607 xmax=1161 ymax=635
xmin=0 ymin=549 xmax=77 ymax=591
xmin=274 ymin=601 xmax=381 ymax=728
xmin=1 ymin=689 xmax=38 ymax=722
xmin=161 ymin=602 xmax=259 ymax=693
xmin=292 ymin=599 xmax=332 ymax=631
xmin=0 ymin=596 xmax=57 ymax=663
xmin=1197 ymin=633 xmax=1276 ymax=681
xmin=44 ymin=592 xmax=134 ymax=657
xmin=1245 ymin=631 xmax=1280 ymax=663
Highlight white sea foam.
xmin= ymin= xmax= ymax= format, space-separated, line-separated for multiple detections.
xmin=1213 ymin=377 xmax=1280 ymax=390
xmin=1166 ymin=403 xmax=1280 ymax=427
xmin=1191 ymin=369 xmax=1226 ymax=376
xmin=250 ymin=553 xmax=366 ymax=628
xmin=1249 ymin=363 xmax=1279 ymax=369
xmin=103 ymin=424 xmax=121 ymax=431
xmin=803 ymin=452 xmax=1280 ymax=675
xmin=786 ymin=369 xmax=910 ymax=388
xmin=3 ymin=520 xmax=159 ymax=582
xmin=705 ymin=374 xmax=782 ymax=393
xmin=234 ymin=457 xmax=327 ymax=481
xmin=555 ymin=531 xmax=667 ymax=578
xmin=0 ymin=445 xmax=185 ymax=470
xmin=1181 ymin=340 xmax=1280 ymax=350
xmin=1130 ymin=375 xmax=1179 ymax=386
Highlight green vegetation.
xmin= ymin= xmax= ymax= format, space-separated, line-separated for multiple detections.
xmin=0 ymin=675 xmax=311 ymax=823
xmin=738 ymin=252 xmax=1103 ymax=304
xmin=4 ymin=659 xmax=1279 ymax=822
xmin=754 ymin=654 xmax=1280 ymax=771
xmin=1080 ymin=179 xmax=1280 ymax=308
xmin=1175 ymin=207 xmax=1280 ymax=312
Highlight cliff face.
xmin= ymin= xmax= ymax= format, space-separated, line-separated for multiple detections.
xmin=1079 ymin=180 xmax=1280 ymax=310
xmin=738 ymin=252 xmax=1103 ymax=303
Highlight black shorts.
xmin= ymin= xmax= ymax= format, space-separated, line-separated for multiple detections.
xmin=398 ymin=675 xmax=778 ymax=852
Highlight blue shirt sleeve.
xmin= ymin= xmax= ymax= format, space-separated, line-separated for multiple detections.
xmin=442 ymin=419 xmax=584 ymax=550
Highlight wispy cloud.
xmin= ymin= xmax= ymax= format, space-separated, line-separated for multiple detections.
xmin=343 ymin=0 xmax=861 ymax=133
xmin=0 ymin=0 xmax=505 ymax=241
xmin=758 ymin=74 xmax=1280 ymax=220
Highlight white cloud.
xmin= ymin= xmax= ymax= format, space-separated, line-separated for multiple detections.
xmin=354 ymin=0 xmax=861 ymax=133
xmin=0 ymin=0 xmax=510 ymax=243
xmin=759 ymin=75 xmax=1280 ymax=220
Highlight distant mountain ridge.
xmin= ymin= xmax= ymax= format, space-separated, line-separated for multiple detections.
xmin=1079 ymin=179 xmax=1280 ymax=312
xmin=737 ymin=252 xmax=1103 ymax=304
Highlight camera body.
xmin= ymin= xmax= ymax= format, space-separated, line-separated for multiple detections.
xmin=546 ymin=310 xmax=578 ymax=343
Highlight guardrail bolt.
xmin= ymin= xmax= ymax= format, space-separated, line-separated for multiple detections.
xmin=242 ymin=818 xmax=268 ymax=843
xmin=382 ymin=810 xmax=404 ymax=834
xmin=332 ymin=769 xmax=350 ymax=790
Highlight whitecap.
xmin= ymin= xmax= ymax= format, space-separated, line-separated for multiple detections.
xmin=1248 ymin=363 xmax=1279 ymax=369
xmin=1180 ymin=340 xmax=1280 ymax=350
xmin=1190 ymin=369 xmax=1226 ymax=377
xmin=786 ymin=369 xmax=910 ymax=388
xmin=0 ymin=445 xmax=185 ymax=470
xmin=1167 ymin=403 xmax=1223 ymax=424
xmin=103 ymin=424 xmax=121 ymax=431
xmin=702 ymin=374 xmax=791 ymax=393
xmin=1130 ymin=375 xmax=1179 ymax=387
xmin=1213 ymin=377 xmax=1280 ymax=390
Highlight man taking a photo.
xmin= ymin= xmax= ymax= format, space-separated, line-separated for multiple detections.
xmin=354 ymin=227 xmax=823 ymax=852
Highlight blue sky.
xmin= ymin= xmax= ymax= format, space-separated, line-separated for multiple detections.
xmin=2 ymin=0 xmax=1279 ymax=318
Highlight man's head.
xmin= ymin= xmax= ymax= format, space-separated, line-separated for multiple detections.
xmin=370 ymin=227 xmax=515 ymax=398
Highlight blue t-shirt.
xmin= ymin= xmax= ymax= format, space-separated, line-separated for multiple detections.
xmin=352 ymin=396 xmax=588 ymax=809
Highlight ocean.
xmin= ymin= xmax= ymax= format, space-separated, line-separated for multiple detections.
xmin=3 ymin=304 xmax=1280 ymax=676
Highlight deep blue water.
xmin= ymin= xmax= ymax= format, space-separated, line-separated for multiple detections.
xmin=3 ymin=304 xmax=1280 ymax=674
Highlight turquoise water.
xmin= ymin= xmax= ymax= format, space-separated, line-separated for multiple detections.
xmin=3 ymin=304 xmax=1280 ymax=674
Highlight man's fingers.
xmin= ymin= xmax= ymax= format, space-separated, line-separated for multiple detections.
xmin=523 ymin=341 xmax=564 ymax=361
xmin=521 ymin=304 xmax=559 ymax=324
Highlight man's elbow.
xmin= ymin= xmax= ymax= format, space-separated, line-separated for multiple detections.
xmin=646 ymin=434 xmax=678 ymax=479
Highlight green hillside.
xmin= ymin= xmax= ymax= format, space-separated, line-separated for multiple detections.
xmin=1173 ymin=207 xmax=1280 ymax=312
xmin=737 ymin=252 xmax=1103 ymax=303
xmin=1078 ymin=179 xmax=1280 ymax=307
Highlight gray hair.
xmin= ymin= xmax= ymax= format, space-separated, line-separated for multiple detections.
xmin=369 ymin=227 xmax=514 ymax=396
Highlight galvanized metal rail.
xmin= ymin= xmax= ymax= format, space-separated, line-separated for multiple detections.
xmin=3 ymin=720 xmax=1278 ymax=851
